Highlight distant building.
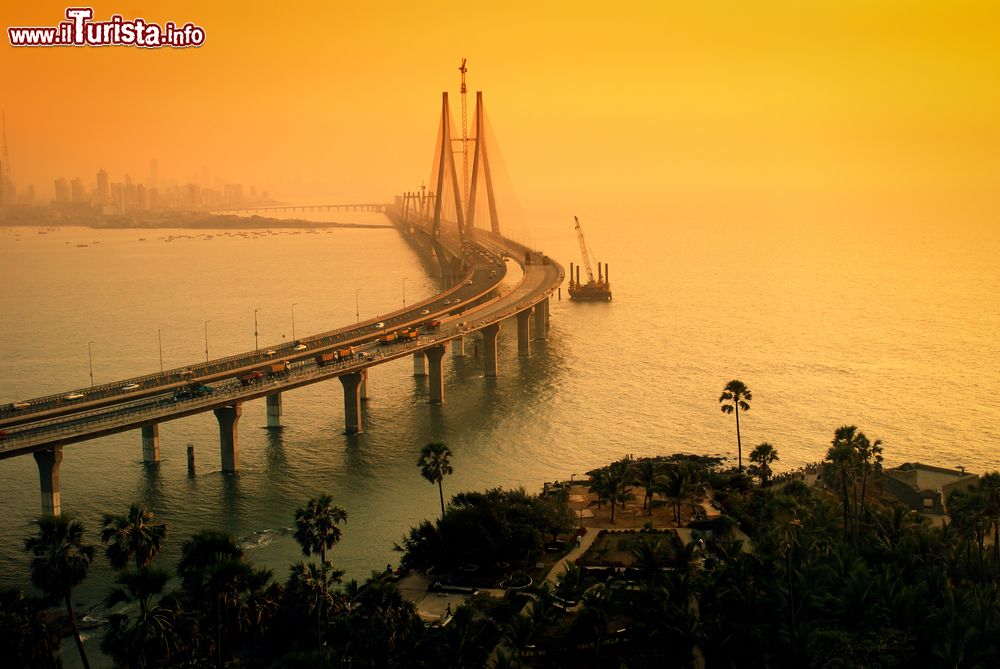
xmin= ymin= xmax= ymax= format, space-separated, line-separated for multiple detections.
xmin=54 ymin=177 xmax=69 ymax=203
xmin=882 ymin=462 xmax=979 ymax=514
xmin=224 ymin=183 xmax=244 ymax=206
xmin=96 ymin=168 xmax=110 ymax=205
xmin=70 ymin=177 xmax=86 ymax=203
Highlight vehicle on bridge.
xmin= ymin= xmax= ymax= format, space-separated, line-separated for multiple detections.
xmin=336 ymin=347 xmax=355 ymax=360
xmin=378 ymin=332 xmax=397 ymax=346
xmin=240 ymin=371 xmax=263 ymax=386
xmin=316 ymin=352 xmax=336 ymax=367
xmin=175 ymin=383 xmax=213 ymax=400
xmin=268 ymin=361 xmax=290 ymax=377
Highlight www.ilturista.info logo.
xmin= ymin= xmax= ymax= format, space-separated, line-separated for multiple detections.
xmin=8 ymin=7 xmax=206 ymax=48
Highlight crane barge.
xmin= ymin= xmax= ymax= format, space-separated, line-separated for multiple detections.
xmin=568 ymin=216 xmax=612 ymax=301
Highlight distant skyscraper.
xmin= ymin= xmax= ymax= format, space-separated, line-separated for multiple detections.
xmin=96 ymin=168 xmax=110 ymax=205
xmin=54 ymin=177 xmax=69 ymax=203
xmin=0 ymin=111 xmax=14 ymax=206
xmin=70 ymin=177 xmax=86 ymax=203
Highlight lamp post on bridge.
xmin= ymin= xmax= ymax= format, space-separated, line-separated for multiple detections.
xmin=88 ymin=340 xmax=95 ymax=388
xmin=204 ymin=320 xmax=211 ymax=363
xmin=402 ymin=277 xmax=408 ymax=308
xmin=355 ymin=289 xmax=362 ymax=324
xmin=291 ymin=303 xmax=297 ymax=341
xmin=158 ymin=328 xmax=163 ymax=373
xmin=254 ymin=308 xmax=259 ymax=352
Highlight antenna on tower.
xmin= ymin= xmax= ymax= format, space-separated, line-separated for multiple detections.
xmin=459 ymin=58 xmax=469 ymax=210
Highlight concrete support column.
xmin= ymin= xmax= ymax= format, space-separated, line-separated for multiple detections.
xmin=360 ymin=368 xmax=370 ymax=401
xmin=141 ymin=423 xmax=160 ymax=463
xmin=516 ymin=310 xmax=532 ymax=357
xmin=534 ymin=298 xmax=548 ymax=340
xmin=482 ymin=322 xmax=501 ymax=377
xmin=413 ymin=352 xmax=427 ymax=376
xmin=425 ymin=345 xmax=447 ymax=404
xmin=339 ymin=373 xmax=363 ymax=435
xmin=266 ymin=393 xmax=282 ymax=429
xmin=213 ymin=404 xmax=242 ymax=473
xmin=451 ymin=335 xmax=466 ymax=357
xmin=34 ymin=447 xmax=63 ymax=517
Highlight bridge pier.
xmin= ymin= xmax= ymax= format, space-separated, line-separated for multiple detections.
xmin=141 ymin=424 xmax=160 ymax=463
xmin=213 ymin=404 xmax=242 ymax=473
xmin=482 ymin=323 xmax=501 ymax=377
xmin=360 ymin=368 xmax=370 ymax=401
xmin=339 ymin=373 xmax=363 ymax=435
xmin=266 ymin=393 xmax=282 ymax=429
xmin=534 ymin=298 xmax=548 ymax=340
xmin=34 ymin=447 xmax=63 ymax=516
xmin=516 ymin=310 xmax=532 ymax=357
xmin=425 ymin=345 xmax=447 ymax=404
xmin=413 ymin=352 xmax=427 ymax=376
xmin=451 ymin=335 xmax=466 ymax=357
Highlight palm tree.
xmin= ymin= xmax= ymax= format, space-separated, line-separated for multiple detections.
xmin=632 ymin=460 xmax=661 ymax=514
xmin=177 ymin=530 xmax=278 ymax=669
xmin=102 ymin=567 xmax=185 ymax=667
xmin=101 ymin=503 xmax=167 ymax=571
xmin=418 ymin=442 xmax=453 ymax=517
xmin=24 ymin=515 xmax=95 ymax=669
xmin=826 ymin=427 xmax=861 ymax=541
xmin=719 ymin=380 xmax=752 ymax=470
xmin=658 ymin=466 xmax=691 ymax=525
xmin=293 ymin=495 xmax=348 ymax=565
xmin=748 ymin=442 xmax=779 ymax=487
xmin=286 ymin=560 xmax=344 ymax=646
xmin=855 ymin=433 xmax=883 ymax=520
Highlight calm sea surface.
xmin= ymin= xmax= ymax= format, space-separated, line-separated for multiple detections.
xmin=1 ymin=213 xmax=998 ymax=624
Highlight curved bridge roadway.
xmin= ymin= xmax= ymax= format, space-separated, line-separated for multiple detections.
xmin=0 ymin=223 xmax=563 ymax=515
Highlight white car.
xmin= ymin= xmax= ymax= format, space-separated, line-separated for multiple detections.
xmin=465 ymin=279 xmax=473 ymax=285
xmin=444 ymin=300 xmax=451 ymax=305
xmin=293 ymin=344 xmax=307 ymax=351
xmin=122 ymin=383 xmax=140 ymax=391
xmin=264 ymin=349 xmax=277 ymax=356
xmin=453 ymin=298 xmax=461 ymax=303
xmin=420 ymin=309 xmax=430 ymax=315
xmin=375 ymin=322 xmax=385 ymax=329
xmin=65 ymin=392 xmax=85 ymax=400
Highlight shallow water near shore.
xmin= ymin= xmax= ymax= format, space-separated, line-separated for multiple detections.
xmin=1 ymin=213 xmax=998 ymax=662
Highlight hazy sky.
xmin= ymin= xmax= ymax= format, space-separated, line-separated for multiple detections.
xmin=3 ymin=1 xmax=999 ymax=232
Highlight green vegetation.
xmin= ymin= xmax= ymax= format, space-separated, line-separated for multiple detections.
xmin=4 ymin=424 xmax=1000 ymax=667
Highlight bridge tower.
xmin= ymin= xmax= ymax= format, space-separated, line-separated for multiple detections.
xmin=430 ymin=92 xmax=466 ymax=241
xmin=464 ymin=91 xmax=501 ymax=236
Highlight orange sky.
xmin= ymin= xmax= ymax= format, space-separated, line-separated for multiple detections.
xmin=3 ymin=1 xmax=999 ymax=232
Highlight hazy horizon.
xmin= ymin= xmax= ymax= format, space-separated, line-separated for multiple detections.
xmin=3 ymin=1 xmax=999 ymax=238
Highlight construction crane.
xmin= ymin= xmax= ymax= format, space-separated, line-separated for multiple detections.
xmin=574 ymin=216 xmax=596 ymax=283
xmin=569 ymin=216 xmax=612 ymax=301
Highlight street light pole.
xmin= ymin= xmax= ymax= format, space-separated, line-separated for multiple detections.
xmin=402 ymin=277 xmax=408 ymax=308
xmin=254 ymin=308 xmax=259 ymax=351
xmin=88 ymin=340 xmax=95 ymax=388
xmin=291 ymin=303 xmax=297 ymax=341
xmin=204 ymin=320 xmax=211 ymax=363
xmin=355 ymin=289 xmax=361 ymax=324
xmin=158 ymin=328 xmax=163 ymax=373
